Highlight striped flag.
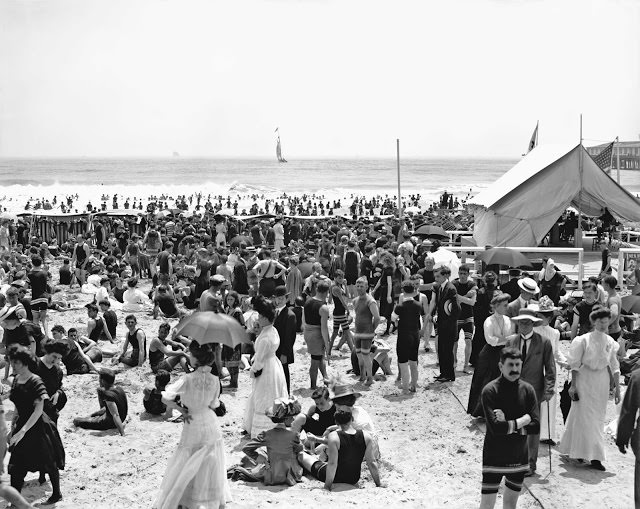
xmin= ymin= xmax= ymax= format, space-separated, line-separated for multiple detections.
xmin=590 ymin=141 xmax=615 ymax=171
xmin=527 ymin=122 xmax=539 ymax=153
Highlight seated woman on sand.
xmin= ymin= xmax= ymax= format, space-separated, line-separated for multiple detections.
xmin=122 ymin=278 xmax=150 ymax=313
xmin=230 ymin=397 xmax=303 ymax=486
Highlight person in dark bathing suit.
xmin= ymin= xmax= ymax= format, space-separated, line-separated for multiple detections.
xmin=298 ymin=404 xmax=382 ymax=490
xmin=118 ymin=315 xmax=146 ymax=367
xmin=143 ymin=370 xmax=170 ymax=416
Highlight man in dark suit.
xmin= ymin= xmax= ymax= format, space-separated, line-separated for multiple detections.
xmin=273 ymin=285 xmax=297 ymax=393
xmin=232 ymin=249 xmax=250 ymax=295
xmin=617 ymin=369 xmax=640 ymax=507
xmin=434 ymin=266 xmax=460 ymax=383
xmin=500 ymin=269 xmax=522 ymax=303
xmin=507 ymin=309 xmax=556 ymax=476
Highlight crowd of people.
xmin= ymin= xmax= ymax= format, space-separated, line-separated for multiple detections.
xmin=0 ymin=208 xmax=637 ymax=508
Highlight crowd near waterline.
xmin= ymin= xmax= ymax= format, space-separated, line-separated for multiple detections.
xmin=0 ymin=202 xmax=638 ymax=509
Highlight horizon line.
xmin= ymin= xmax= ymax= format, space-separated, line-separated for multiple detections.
xmin=0 ymin=154 xmax=520 ymax=160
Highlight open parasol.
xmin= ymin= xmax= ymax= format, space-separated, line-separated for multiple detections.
xmin=229 ymin=235 xmax=253 ymax=248
xmin=622 ymin=294 xmax=640 ymax=314
xmin=413 ymin=224 xmax=448 ymax=240
xmin=173 ymin=312 xmax=250 ymax=348
xmin=475 ymin=247 xmax=533 ymax=269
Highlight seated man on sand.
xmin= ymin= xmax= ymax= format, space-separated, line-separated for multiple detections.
xmin=148 ymin=322 xmax=190 ymax=373
xmin=73 ymin=367 xmax=127 ymax=436
xmin=298 ymin=402 xmax=382 ymax=491
xmin=116 ymin=315 xmax=146 ymax=367
xmin=290 ymin=386 xmax=336 ymax=440
xmin=152 ymin=285 xmax=184 ymax=319
xmin=52 ymin=325 xmax=101 ymax=375
xmin=83 ymin=303 xmax=114 ymax=344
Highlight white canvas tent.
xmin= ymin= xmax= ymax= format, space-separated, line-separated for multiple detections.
xmin=469 ymin=143 xmax=640 ymax=247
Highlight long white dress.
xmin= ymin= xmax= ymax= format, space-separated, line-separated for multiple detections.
xmin=243 ymin=324 xmax=289 ymax=438
xmin=534 ymin=324 xmax=566 ymax=441
xmin=153 ymin=367 xmax=232 ymax=509
xmin=558 ymin=331 xmax=620 ymax=462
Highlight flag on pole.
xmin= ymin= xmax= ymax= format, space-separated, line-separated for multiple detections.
xmin=590 ymin=140 xmax=615 ymax=171
xmin=527 ymin=122 xmax=539 ymax=153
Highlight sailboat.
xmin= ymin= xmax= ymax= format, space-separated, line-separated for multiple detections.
xmin=275 ymin=127 xmax=287 ymax=163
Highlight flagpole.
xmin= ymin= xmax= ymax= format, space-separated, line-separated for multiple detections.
xmin=396 ymin=138 xmax=403 ymax=221
xmin=616 ymin=136 xmax=621 ymax=185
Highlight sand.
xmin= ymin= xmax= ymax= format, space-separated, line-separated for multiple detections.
xmin=0 ymin=266 xmax=635 ymax=509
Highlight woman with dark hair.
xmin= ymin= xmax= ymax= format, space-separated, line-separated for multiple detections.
xmin=153 ymin=341 xmax=231 ymax=509
xmin=36 ymin=340 xmax=68 ymax=424
xmin=467 ymin=292 xmax=518 ymax=417
xmin=7 ymin=346 xmax=65 ymax=504
xmin=559 ymin=307 xmax=621 ymax=471
xmin=469 ymin=271 xmax=499 ymax=366
xmin=222 ymin=291 xmax=245 ymax=388
xmin=243 ymin=295 xmax=289 ymax=438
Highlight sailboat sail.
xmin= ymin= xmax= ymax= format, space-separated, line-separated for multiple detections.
xmin=275 ymin=130 xmax=287 ymax=163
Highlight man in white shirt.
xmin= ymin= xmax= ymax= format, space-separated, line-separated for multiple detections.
xmin=273 ymin=217 xmax=285 ymax=253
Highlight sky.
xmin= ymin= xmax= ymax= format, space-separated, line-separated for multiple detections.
xmin=0 ymin=0 xmax=639 ymax=158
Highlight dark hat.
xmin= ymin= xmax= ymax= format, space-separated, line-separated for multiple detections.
xmin=273 ymin=285 xmax=290 ymax=298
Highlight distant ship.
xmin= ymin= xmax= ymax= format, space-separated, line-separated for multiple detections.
xmin=173 ymin=151 xmax=180 ymax=157
xmin=275 ymin=128 xmax=287 ymax=163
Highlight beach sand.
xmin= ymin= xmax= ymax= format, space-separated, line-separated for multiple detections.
xmin=0 ymin=265 xmax=635 ymax=509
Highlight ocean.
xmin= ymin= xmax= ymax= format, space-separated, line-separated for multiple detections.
xmin=1 ymin=157 xmax=639 ymax=213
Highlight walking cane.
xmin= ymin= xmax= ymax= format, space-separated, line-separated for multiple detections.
xmin=547 ymin=399 xmax=552 ymax=474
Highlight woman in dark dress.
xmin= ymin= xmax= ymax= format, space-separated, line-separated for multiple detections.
xmin=469 ymin=271 xmax=498 ymax=366
xmin=35 ymin=341 xmax=68 ymax=424
xmin=8 ymin=346 xmax=65 ymax=504
xmin=222 ymin=291 xmax=245 ymax=388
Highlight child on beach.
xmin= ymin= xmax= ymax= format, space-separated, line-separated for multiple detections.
xmin=143 ymin=370 xmax=170 ymax=416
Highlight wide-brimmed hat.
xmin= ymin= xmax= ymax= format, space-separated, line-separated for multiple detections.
xmin=517 ymin=277 xmax=540 ymax=294
xmin=265 ymin=397 xmax=301 ymax=421
xmin=510 ymin=308 xmax=543 ymax=325
xmin=330 ymin=383 xmax=362 ymax=401
xmin=528 ymin=295 xmax=559 ymax=314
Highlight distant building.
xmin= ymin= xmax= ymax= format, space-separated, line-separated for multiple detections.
xmin=587 ymin=141 xmax=640 ymax=170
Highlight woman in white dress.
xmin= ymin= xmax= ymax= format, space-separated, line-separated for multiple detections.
xmin=467 ymin=292 xmax=518 ymax=417
xmin=153 ymin=341 xmax=232 ymax=509
xmin=243 ymin=295 xmax=289 ymax=438
xmin=531 ymin=296 xmax=568 ymax=445
xmin=121 ymin=278 xmax=149 ymax=312
xmin=558 ymin=307 xmax=621 ymax=470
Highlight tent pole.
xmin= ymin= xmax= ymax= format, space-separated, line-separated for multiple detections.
xmin=577 ymin=114 xmax=583 ymax=252
xmin=396 ymin=139 xmax=403 ymax=225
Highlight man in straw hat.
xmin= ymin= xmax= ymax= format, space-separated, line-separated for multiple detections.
xmin=298 ymin=383 xmax=382 ymax=491
xmin=507 ymin=308 xmax=556 ymax=477
xmin=506 ymin=277 xmax=539 ymax=320
xmin=479 ymin=347 xmax=539 ymax=509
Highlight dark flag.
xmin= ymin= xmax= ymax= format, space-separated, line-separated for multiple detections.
xmin=590 ymin=141 xmax=615 ymax=170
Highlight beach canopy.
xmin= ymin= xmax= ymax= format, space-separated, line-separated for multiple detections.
xmin=469 ymin=143 xmax=640 ymax=247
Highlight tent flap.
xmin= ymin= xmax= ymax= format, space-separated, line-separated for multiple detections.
xmin=470 ymin=144 xmax=640 ymax=247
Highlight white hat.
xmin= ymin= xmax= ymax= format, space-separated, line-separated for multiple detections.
xmin=517 ymin=277 xmax=540 ymax=294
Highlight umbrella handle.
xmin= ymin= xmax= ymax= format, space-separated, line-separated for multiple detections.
xmin=547 ymin=399 xmax=552 ymax=474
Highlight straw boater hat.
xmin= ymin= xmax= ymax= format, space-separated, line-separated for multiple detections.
xmin=329 ymin=383 xmax=362 ymax=401
xmin=517 ymin=277 xmax=540 ymax=294
xmin=528 ymin=295 xmax=560 ymax=315
xmin=510 ymin=308 xmax=544 ymax=325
